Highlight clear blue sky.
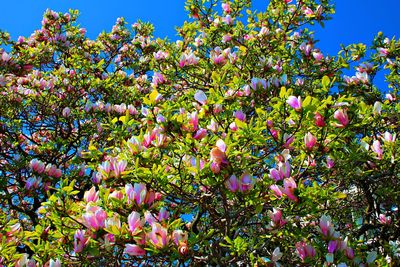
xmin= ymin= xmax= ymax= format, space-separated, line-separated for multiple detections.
xmin=1 ymin=0 xmax=398 ymax=90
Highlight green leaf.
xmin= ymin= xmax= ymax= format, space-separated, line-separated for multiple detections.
xmin=322 ymin=75 xmax=330 ymax=90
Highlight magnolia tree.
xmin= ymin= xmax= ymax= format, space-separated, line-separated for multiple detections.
xmin=0 ymin=0 xmax=399 ymax=266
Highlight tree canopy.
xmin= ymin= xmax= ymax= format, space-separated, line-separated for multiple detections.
xmin=0 ymin=0 xmax=399 ymax=266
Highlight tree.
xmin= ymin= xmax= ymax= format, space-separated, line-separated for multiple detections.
xmin=0 ymin=0 xmax=399 ymax=266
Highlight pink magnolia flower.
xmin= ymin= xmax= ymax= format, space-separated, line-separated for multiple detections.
xmin=193 ymin=128 xmax=207 ymax=140
xmin=145 ymin=211 xmax=157 ymax=226
xmin=109 ymin=190 xmax=124 ymax=200
xmin=377 ymin=47 xmax=389 ymax=57
xmin=126 ymin=183 xmax=148 ymax=206
xmin=127 ymin=136 xmax=143 ymax=154
xmin=312 ymin=51 xmax=323 ymax=61
xmin=84 ymin=186 xmax=99 ymax=203
xmin=286 ymin=96 xmax=302 ymax=111
xmin=25 ymin=177 xmax=41 ymax=190
xmin=303 ymin=7 xmax=314 ymax=18
xmin=344 ymin=247 xmax=355 ymax=259
xmin=210 ymin=139 xmax=228 ymax=173
xmin=378 ymin=214 xmax=391 ymax=226
xmin=172 ymin=230 xmax=188 ymax=246
xmin=179 ymin=51 xmax=199 ymax=68
xmin=124 ymin=244 xmax=146 ymax=256
xmin=319 ymin=215 xmax=333 ymax=237
xmin=371 ymin=140 xmax=383 ymax=159
xmin=226 ymin=174 xmax=239 ymax=192
xmin=110 ymin=158 xmax=127 ymax=178
xmin=328 ymin=240 xmax=339 ymax=253
xmin=373 ymin=101 xmax=382 ymax=115
xmin=268 ymin=208 xmax=287 ymax=228
xmin=269 ymin=161 xmax=290 ymax=182
xmin=283 ymin=133 xmax=295 ymax=149
xmin=158 ymin=207 xmax=169 ymax=221
xmin=148 ymin=223 xmax=169 ymax=248
xmin=73 ymin=229 xmax=89 ymax=253
xmin=98 ymin=161 xmax=111 ymax=177
xmin=229 ymin=122 xmax=238 ymax=131
xmin=128 ymin=211 xmax=144 ymax=234
xmin=221 ymin=2 xmax=231 ymax=13
xmin=239 ymin=172 xmax=254 ymax=192
xmin=173 ymin=230 xmax=189 ymax=255
xmin=270 ymin=184 xmax=283 ymax=198
xmin=326 ymin=156 xmax=335 ymax=169
xmin=188 ymin=111 xmax=198 ymax=131
xmin=314 ymin=112 xmax=326 ymax=127
xmin=296 ymin=241 xmax=316 ymax=261
xmin=234 ymin=110 xmax=246 ymax=122
xmin=105 ymin=215 xmax=121 ymax=230
xmin=152 ymin=72 xmax=165 ymax=87
xmin=333 ymin=109 xmax=349 ymax=128
xmin=1 ymin=52 xmax=11 ymax=62
xmin=207 ymin=119 xmax=219 ymax=132
xmin=383 ymin=131 xmax=396 ymax=143
xmin=386 ymin=93 xmax=395 ymax=101
xmin=304 ymin=132 xmax=317 ymax=150
xmin=250 ymin=77 xmax=267 ymax=90
xmin=82 ymin=205 xmax=107 ymax=231
xmin=282 ymin=177 xmax=298 ymax=202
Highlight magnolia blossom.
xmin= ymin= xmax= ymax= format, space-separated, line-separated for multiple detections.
xmin=84 ymin=186 xmax=99 ymax=203
xmin=74 ymin=229 xmax=89 ymax=253
xmin=268 ymin=208 xmax=287 ymax=228
xmin=105 ymin=215 xmax=121 ymax=230
xmin=128 ymin=211 xmax=143 ymax=234
xmin=82 ymin=205 xmax=107 ymax=231
xmin=383 ymin=131 xmax=396 ymax=143
xmin=269 ymin=160 xmax=290 ymax=181
xmin=124 ymin=244 xmax=146 ymax=256
xmin=125 ymin=183 xmax=154 ymax=206
xmin=326 ymin=156 xmax=335 ymax=169
xmin=304 ymin=132 xmax=317 ymax=150
xmin=296 ymin=241 xmax=316 ymax=261
xmin=234 ymin=110 xmax=246 ymax=122
xmin=148 ymin=223 xmax=169 ymax=248
xmin=282 ymin=177 xmax=298 ymax=202
xmin=270 ymin=184 xmax=283 ymax=198
xmin=210 ymin=139 xmax=228 ymax=173
xmin=110 ymin=158 xmax=127 ymax=178
xmin=333 ymin=109 xmax=349 ymax=128
xmin=172 ymin=230 xmax=189 ymax=255
xmin=225 ymin=173 xmax=254 ymax=193
xmin=314 ymin=112 xmax=326 ymax=127
xmin=221 ymin=2 xmax=231 ymax=13
xmin=179 ymin=51 xmax=199 ymax=68
xmin=320 ymin=215 xmax=334 ymax=237
xmin=371 ymin=140 xmax=383 ymax=159
xmin=286 ymin=96 xmax=302 ymax=111
xmin=250 ymin=77 xmax=267 ymax=90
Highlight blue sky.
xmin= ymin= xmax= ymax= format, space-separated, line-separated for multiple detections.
xmin=1 ymin=0 xmax=398 ymax=90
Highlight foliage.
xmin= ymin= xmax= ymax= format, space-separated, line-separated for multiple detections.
xmin=0 ymin=0 xmax=399 ymax=266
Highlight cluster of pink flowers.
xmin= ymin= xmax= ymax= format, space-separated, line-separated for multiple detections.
xmin=74 ymin=183 xmax=188 ymax=257
xmin=225 ymin=173 xmax=255 ymax=192
xmin=29 ymin=159 xmax=62 ymax=178
xmin=210 ymin=139 xmax=228 ymax=174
